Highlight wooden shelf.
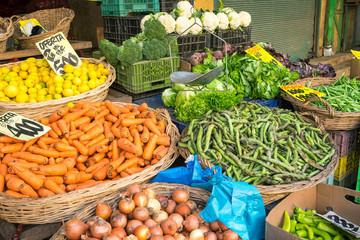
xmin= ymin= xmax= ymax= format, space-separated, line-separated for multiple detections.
xmin=0 ymin=40 xmax=93 ymax=61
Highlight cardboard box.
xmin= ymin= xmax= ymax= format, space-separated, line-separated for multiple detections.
xmin=350 ymin=58 xmax=360 ymax=78
xmin=265 ymin=183 xmax=360 ymax=240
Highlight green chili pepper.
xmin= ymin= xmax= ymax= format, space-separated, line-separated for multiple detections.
xmin=311 ymin=227 xmax=331 ymax=240
xmin=317 ymin=222 xmax=339 ymax=236
xmin=282 ymin=210 xmax=291 ymax=232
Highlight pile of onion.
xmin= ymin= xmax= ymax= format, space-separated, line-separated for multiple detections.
xmin=61 ymin=184 xmax=241 ymax=240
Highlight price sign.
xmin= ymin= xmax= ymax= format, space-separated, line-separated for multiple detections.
xmin=0 ymin=112 xmax=50 ymax=141
xmin=316 ymin=211 xmax=360 ymax=238
xmin=351 ymin=50 xmax=360 ymax=59
xmin=280 ymin=85 xmax=325 ymax=101
xmin=35 ymin=32 xmax=82 ymax=75
xmin=245 ymin=45 xmax=283 ymax=66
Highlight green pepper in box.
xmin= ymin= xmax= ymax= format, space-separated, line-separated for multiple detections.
xmin=116 ymin=57 xmax=180 ymax=94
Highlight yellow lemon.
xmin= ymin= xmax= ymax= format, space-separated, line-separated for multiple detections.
xmin=63 ymin=64 xmax=75 ymax=73
xmin=71 ymin=85 xmax=78 ymax=91
xmin=15 ymin=92 xmax=29 ymax=103
xmin=82 ymin=59 xmax=89 ymax=65
xmin=48 ymin=85 xmax=55 ymax=94
xmin=88 ymin=79 xmax=97 ymax=89
xmin=28 ymin=66 xmax=38 ymax=73
xmin=15 ymin=76 xmax=23 ymax=82
xmin=11 ymin=65 xmax=20 ymax=73
xmin=63 ymin=80 xmax=72 ymax=89
xmin=0 ymin=67 xmax=10 ymax=74
xmin=19 ymin=85 xmax=28 ymax=92
xmin=67 ymin=102 xmax=75 ymax=108
xmin=80 ymin=74 xmax=89 ymax=82
xmin=46 ymin=78 xmax=54 ymax=86
xmin=46 ymin=95 xmax=53 ymax=101
xmin=39 ymin=81 xmax=46 ymax=88
xmin=4 ymin=84 xmax=18 ymax=98
xmin=29 ymin=92 xmax=37 ymax=99
xmin=72 ymin=77 xmax=82 ymax=86
xmin=53 ymin=75 xmax=64 ymax=84
xmin=41 ymin=70 xmax=50 ymax=77
xmin=2 ymin=75 xmax=12 ymax=82
xmin=9 ymin=80 xmax=18 ymax=86
xmin=28 ymin=87 xmax=37 ymax=94
xmin=73 ymin=90 xmax=80 ymax=95
xmin=38 ymin=88 xmax=47 ymax=96
xmin=55 ymin=86 xmax=63 ymax=94
xmin=55 ymin=82 xmax=63 ymax=88
xmin=36 ymin=60 xmax=43 ymax=68
xmin=73 ymin=68 xmax=82 ymax=77
xmin=101 ymin=69 xmax=110 ymax=76
xmin=53 ymin=93 xmax=62 ymax=99
xmin=96 ymin=71 xmax=102 ymax=78
xmin=0 ymin=97 xmax=9 ymax=102
xmin=20 ymin=62 xmax=29 ymax=71
xmin=78 ymin=84 xmax=90 ymax=93
xmin=24 ymin=79 xmax=35 ymax=88
xmin=43 ymin=75 xmax=51 ymax=83
xmin=63 ymin=73 xmax=74 ymax=81
xmin=28 ymin=98 xmax=37 ymax=103
xmin=0 ymin=81 xmax=8 ymax=90
xmin=36 ymin=95 xmax=46 ymax=102
xmin=43 ymin=59 xmax=50 ymax=68
xmin=19 ymin=71 xmax=28 ymax=79
xmin=34 ymin=83 xmax=42 ymax=90
xmin=62 ymin=88 xmax=74 ymax=97
xmin=97 ymin=63 xmax=105 ymax=69
xmin=26 ymin=57 xmax=37 ymax=64
xmin=88 ymin=70 xmax=97 ymax=80
xmin=0 ymin=91 xmax=5 ymax=98
xmin=50 ymin=70 xmax=56 ymax=78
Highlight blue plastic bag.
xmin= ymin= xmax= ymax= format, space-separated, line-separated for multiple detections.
xmin=200 ymin=174 xmax=266 ymax=240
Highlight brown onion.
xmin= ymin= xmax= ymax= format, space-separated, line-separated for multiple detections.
xmin=144 ymin=219 xmax=158 ymax=228
xmin=104 ymin=233 xmax=122 ymax=240
xmin=90 ymin=218 xmax=112 ymax=239
xmin=62 ymin=219 xmax=88 ymax=240
xmin=160 ymin=218 xmax=178 ymax=235
xmin=198 ymin=224 xmax=210 ymax=234
xmin=222 ymin=230 xmax=238 ymax=240
xmin=172 ymin=188 xmax=189 ymax=203
xmin=217 ymin=221 xmax=229 ymax=232
xmin=157 ymin=196 xmax=169 ymax=210
xmin=133 ymin=207 xmax=150 ymax=221
xmin=143 ymin=187 xmax=157 ymax=199
xmin=168 ymin=213 xmax=184 ymax=230
xmin=216 ymin=232 xmax=223 ymax=240
xmin=204 ymin=232 xmax=217 ymax=240
xmin=110 ymin=210 xmax=127 ymax=228
xmin=184 ymin=215 xmax=199 ymax=232
xmin=175 ymin=203 xmax=191 ymax=217
xmin=126 ymin=219 xmax=143 ymax=235
xmin=135 ymin=225 xmax=150 ymax=240
xmin=95 ymin=202 xmax=112 ymax=220
xmin=185 ymin=200 xmax=197 ymax=213
xmin=134 ymin=192 xmax=149 ymax=207
xmin=147 ymin=199 xmax=161 ymax=215
xmin=111 ymin=227 xmax=127 ymax=239
xmin=182 ymin=231 xmax=190 ymax=237
xmin=209 ymin=221 xmax=219 ymax=232
xmin=192 ymin=210 xmax=204 ymax=224
xmin=151 ymin=236 xmax=165 ymax=240
xmin=174 ymin=233 xmax=186 ymax=240
xmin=126 ymin=183 xmax=141 ymax=196
xmin=149 ymin=225 xmax=163 ymax=236
xmin=165 ymin=200 xmax=176 ymax=215
xmin=86 ymin=216 xmax=101 ymax=228
xmin=124 ymin=234 xmax=139 ymax=240
xmin=119 ymin=198 xmax=136 ymax=214
xmin=153 ymin=210 xmax=168 ymax=223
xmin=164 ymin=235 xmax=175 ymax=240
xmin=189 ymin=229 xmax=204 ymax=240
xmin=81 ymin=235 xmax=99 ymax=240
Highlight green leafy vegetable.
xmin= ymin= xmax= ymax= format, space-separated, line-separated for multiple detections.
xmin=144 ymin=18 xmax=167 ymax=40
xmin=117 ymin=39 xmax=143 ymax=68
xmin=142 ymin=39 xmax=167 ymax=60
xmin=161 ymin=88 xmax=178 ymax=107
xmin=99 ymin=39 xmax=120 ymax=67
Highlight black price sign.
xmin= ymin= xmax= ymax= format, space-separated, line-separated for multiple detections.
xmin=316 ymin=211 xmax=360 ymax=238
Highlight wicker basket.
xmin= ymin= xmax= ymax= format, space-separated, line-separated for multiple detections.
xmin=178 ymin=112 xmax=338 ymax=205
xmin=0 ymin=57 xmax=115 ymax=119
xmin=50 ymin=183 xmax=210 ymax=240
xmin=0 ymin=104 xmax=180 ymax=224
xmin=12 ymin=8 xmax=74 ymax=49
xmin=280 ymin=77 xmax=360 ymax=131
xmin=0 ymin=17 xmax=14 ymax=53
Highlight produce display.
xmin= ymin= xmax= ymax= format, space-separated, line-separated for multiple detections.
xmin=0 ymin=101 xmax=172 ymax=198
xmin=281 ymin=206 xmax=359 ymax=240
xmin=61 ymin=183 xmax=240 ymax=240
xmin=178 ymin=101 xmax=336 ymax=185
xmin=0 ymin=58 xmax=109 ymax=103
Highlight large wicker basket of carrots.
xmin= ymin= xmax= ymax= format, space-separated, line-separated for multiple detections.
xmin=0 ymin=101 xmax=180 ymax=224
xmin=0 ymin=57 xmax=115 ymax=119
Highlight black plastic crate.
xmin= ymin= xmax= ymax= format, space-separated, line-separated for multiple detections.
xmin=111 ymin=81 xmax=169 ymax=100
xmin=211 ymin=26 xmax=252 ymax=50
xmin=175 ymin=33 xmax=211 ymax=58
xmin=159 ymin=0 xmax=177 ymax=12
xmin=103 ymin=16 xmax=142 ymax=45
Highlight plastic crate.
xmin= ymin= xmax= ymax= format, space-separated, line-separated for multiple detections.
xmin=116 ymin=57 xmax=180 ymax=94
xmin=243 ymin=97 xmax=277 ymax=108
xmin=159 ymin=0 xmax=178 ymax=12
xmin=175 ymin=33 xmax=211 ymax=58
xmin=329 ymin=129 xmax=358 ymax=158
xmin=110 ymin=82 xmax=168 ymax=100
xmin=103 ymin=16 xmax=142 ymax=45
xmin=334 ymin=150 xmax=358 ymax=181
xmin=355 ymin=158 xmax=360 ymax=203
xmin=101 ymin=0 xmax=160 ymax=17
xmin=211 ymin=26 xmax=252 ymax=50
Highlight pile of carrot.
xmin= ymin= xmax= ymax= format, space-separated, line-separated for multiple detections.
xmin=0 ymin=100 xmax=171 ymax=198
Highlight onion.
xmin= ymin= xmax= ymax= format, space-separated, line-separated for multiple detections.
xmin=126 ymin=220 xmax=143 ymax=235
xmin=143 ymin=188 xmax=157 ymax=200
xmin=222 ymin=230 xmax=238 ymax=240
xmin=86 ymin=216 xmax=101 ymax=228
xmin=81 ymin=235 xmax=99 ymax=240
xmin=172 ymin=188 xmax=189 ymax=203
xmin=95 ymin=202 xmax=112 ymax=220
xmin=144 ymin=219 xmax=157 ymax=228
xmin=164 ymin=235 xmax=175 ymax=240
xmin=174 ymin=233 xmax=186 ymax=240
xmin=192 ymin=211 xmax=204 ymax=224
xmin=135 ymin=225 xmax=150 ymax=240
xmin=217 ymin=221 xmax=228 ymax=232
xmin=189 ymin=229 xmax=204 ymax=240
xmin=133 ymin=207 xmax=150 ymax=221
xmin=149 ymin=225 xmax=163 ymax=236
xmin=124 ymin=234 xmax=139 ymax=240
xmin=184 ymin=215 xmax=199 ymax=232
xmin=185 ymin=200 xmax=197 ymax=213
xmin=160 ymin=218 xmax=178 ymax=235
xmin=168 ymin=213 xmax=183 ymax=230
xmin=126 ymin=183 xmax=141 ymax=197
xmin=111 ymin=227 xmax=127 ymax=239
xmin=157 ymin=196 xmax=169 ymax=210
xmin=119 ymin=198 xmax=136 ymax=214
xmin=62 ymin=219 xmax=88 ymax=240
xmin=198 ymin=224 xmax=210 ymax=234
xmin=204 ymin=232 xmax=217 ymax=240
xmin=110 ymin=210 xmax=127 ymax=228
xmin=209 ymin=221 xmax=219 ymax=232
xmin=182 ymin=231 xmax=190 ymax=238
xmin=134 ymin=192 xmax=149 ymax=207
xmin=90 ymin=218 xmax=112 ymax=239
xmin=128 ymin=211 xmax=135 ymax=220
xmin=147 ymin=199 xmax=161 ymax=215
xmin=216 ymin=232 xmax=223 ymax=240
xmin=153 ymin=210 xmax=168 ymax=223
xmin=165 ymin=200 xmax=176 ymax=215
xmin=104 ymin=233 xmax=122 ymax=240
xmin=151 ymin=236 xmax=165 ymax=240
xmin=175 ymin=203 xmax=191 ymax=217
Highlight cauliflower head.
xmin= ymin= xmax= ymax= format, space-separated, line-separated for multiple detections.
xmin=177 ymin=0 xmax=194 ymax=18
xmin=228 ymin=11 xmax=241 ymax=29
xmin=239 ymin=11 xmax=251 ymax=27
xmin=158 ymin=14 xmax=176 ymax=34
xmin=154 ymin=12 xmax=168 ymax=19
xmin=221 ymin=7 xmax=235 ymax=14
xmin=189 ymin=17 xmax=202 ymax=35
xmin=217 ymin=12 xmax=229 ymax=30
xmin=175 ymin=16 xmax=192 ymax=35
xmin=201 ymin=12 xmax=219 ymax=32
xmin=140 ymin=15 xmax=152 ymax=31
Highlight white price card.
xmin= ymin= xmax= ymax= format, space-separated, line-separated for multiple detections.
xmin=35 ymin=32 xmax=82 ymax=75
xmin=316 ymin=211 xmax=360 ymax=238
xmin=0 ymin=112 xmax=51 ymax=141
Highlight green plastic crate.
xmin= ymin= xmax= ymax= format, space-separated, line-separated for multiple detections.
xmin=356 ymin=159 xmax=360 ymax=203
xmin=101 ymin=0 xmax=160 ymax=17
xmin=116 ymin=57 xmax=179 ymax=94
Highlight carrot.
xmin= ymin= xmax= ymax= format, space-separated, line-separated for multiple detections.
xmin=151 ymin=159 xmax=159 ymax=165
xmin=59 ymin=150 xmax=78 ymax=158
xmin=37 ymin=188 xmax=55 ymax=197
xmin=12 ymin=152 xmax=48 ymax=164
xmin=105 ymin=114 xmax=118 ymax=123
xmin=95 ymin=109 xmax=110 ymax=120
xmin=111 ymin=139 xmax=119 ymax=161
xmin=77 ymin=155 xmax=88 ymax=163
xmin=73 ymin=116 xmax=91 ymax=128
xmin=113 ymin=118 xmax=121 ymax=128
xmin=79 ymin=171 xmax=93 ymax=183
xmin=62 ymin=157 xmax=77 ymax=170
xmin=63 ymin=171 xmax=81 ymax=184
xmin=43 ymin=178 xmax=65 ymax=194
xmin=85 ymin=158 xmax=109 ymax=173
xmin=55 ymin=157 xmax=64 ymax=164
xmin=57 ymin=119 xmax=69 ymax=138
xmin=156 ymin=135 xmax=171 ymax=147
xmin=118 ymin=106 xmax=131 ymax=114
xmin=37 ymin=140 xmax=48 ymax=150
xmin=144 ymin=119 xmax=161 ymax=136
xmin=39 ymin=137 xmax=60 ymax=145
xmin=1 ymin=143 xmax=24 ymax=153
xmin=0 ymin=136 xmax=24 ymax=143
xmin=48 ymin=157 xmax=56 ymax=165
xmin=85 ymin=158 xmax=95 ymax=168
xmin=137 ymin=103 xmax=148 ymax=112
xmin=96 ymin=145 xmax=109 ymax=153
xmin=117 ymin=138 xmax=138 ymax=155
xmin=0 ymin=175 xmax=4 ymax=192
xmin=46 ymin=176 xmax=64 ymax=185
xmin=125 ymin=152 xmax=137 ymax=159
xmin=141 ymin=126 xmax=150 ymax=143
xmin=131 ymin=109 xmax=141 ymax=117
xmin=87 ymin=134 xmax=105 ymax=147
xmin=63 ymin=107 xmax=90 ymax=123
xmin=116 ymin=158 xmax=141 ymax=173
xmin=12 ymin=165 xmax=45 ymax=190
xmin=156 ymin=147 xmax=169 ymax=159
xmin=105 ymin=100 xmax=121 ymax=117
xmin=20 ymin=183 xmax=39 ymax=198
xmin=57 ymin=106 xmax=70 ymax=116
xmin=8 ymin=161 xmax=38 ymax=169
xmin=138 ymin=111 xmax=148 ymax=118
xmin=125 ymin=166 xmax=143 ymax=175
xmin=20 ymin=137 xmax=39 ymax=152
xmin=80 ymin=124 xmax=104 ymax=142
xmin=29 ymin=147 xmax=60 ymax=158
xmin=121 ymin=127 xmax=130 ymax=138
xmin=65 ymin=184 xmax=77 ymax=192
xmin=130 ymin=128 xmax=143 ymax=156
xmin=109 ymin=154 xmax=125 ymax=170
xmin=90 ymin=153 xmax=106 ymax=162
xmin=142 ymin=134 xmax=158 ymax=160
xmin=53 ymin=142 xmax=76 ymax=152
xmin=81 ymin=120 xmax=101 ymax=132
xmin=83 ymin=108 xmax=97 ymax=118
xmin=0 ymin=164 xmax=7 ymax=177
xmin=153 ymin=145 xmax=165 ymax=158
xmin=158 ymin=120 xmax=166 ymax=134
xmin=38 ymin=118 xmax=50 ymax=125
xmin=120 ymin=172 xmax=129 ymax=178
xmin=136 ymin=125 xmax=144 ymax=133
xmin=68 ymin=130 xmax=84 ymax=140
xmin=6 ymin=175 xmax=25 ymax=191
xmin=51 ymin=122 xmax=62 ymax=136
xmin=121 ymin=118 xmax=146 ymax=127
xmin=76 ymin=162 xmax=87 ymax=171
xmin=5 ymin=174 xmax=16 ymax=182
xmin=148 ymin=111 xmax=157 ymax=124
xmin=2 ymin=153 xmax=15 ymax=165
xmin=107 ymin=169 xmax=118 ymax=179
xmin=49 ymin=111 xmax=61 ymax=123
xmin=93 ymin=165 xmax=108 ymax=181
xmin=5 ymin=190 xmax=29 ymax=198
xmin=70 ymin=122 xmax=76 ymax=132
xmin=111 ymin=126 xmax=122 ymax=138
xmin=74 ymin=180 xmax=103 ymax=190
xmin=88 ymin=139 xmax=109 ymax=155
xmin=31 ymin=163 xmax=67 ymax=176
xmin=72 ymin=140 xmax=88 ymax=156
xmin=104 ymin=122 xmax=115 ymax=142
xmin=58 ymin=183 xmax=66 ymax=191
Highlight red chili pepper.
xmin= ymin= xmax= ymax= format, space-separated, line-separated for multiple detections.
xmin=11 ymin=224 xmax=24 ymax=240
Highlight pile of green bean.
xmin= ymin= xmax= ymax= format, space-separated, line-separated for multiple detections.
xmin=312 ymin=76 xmax=360 ymax=112
xmin=178 ymin=102 xmax=336 ymax=185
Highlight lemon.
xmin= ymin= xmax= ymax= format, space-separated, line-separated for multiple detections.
xmin=80 ymin=74 xmax=89 ymax=82
xmin=9 ymin=80 xmax=18 ymax=86
xmin=43 ymin=59 xmax=50 ymax=68
xmin=53 ymin=75 xmax=64 ymax=84
xmin=63 ymin=73 xmax=74 ymax=81
xmin=29 ymin=92 xmax=37 ymax=99
xmin=62 ymin=88 xmax=74 ymax=97
xmin=48 ymin=85 xmax=55 ymax=94
xmin=46 ymin=95 xmax=53 ymax=101
xmin=67 ymin=102 xmax=75 ymax=108
xmin=72 ymin=77 xmax=82 ymax=86
xmin=19 ymin=71 xmax=28 ymax=79
xmin=88 ymin=70 xmax=97 ymax=80
xmin=34 ymin=83 xmax=42 ymax=90
xmin=96 ymin=71 xmax=102 ymax=78
xmin=36 ymin=95 xmax=46 ymax=102
xmin=55 ymin=86 xmax=63 ymax=94
xmin=53 ymin=93 xmax=62 ymax=99
xmin=46 ymin=78 xmax=54 ymax=86
xmin=2 ymin=75 xmax=12 ymax=82
xmin=0 ymin=67 xmax=10 ymax=75
xmin=15 ymin=76 xmax=23 ymax=82
xmin=28 ymin=66 xmax=38 ymax=73
xmin=11 ymin=65 xmax=20 ymax=73
xmin=0 ymin=91 xmax=5 ymax=98
xmin=78 ymin=84 xmax=90 ymax=93
xmin=101 ymin=69 xmax=110 ymax=76
xmin=4 ymin=84 xmax=19 ymax=98
xmin=0 ymin=97 xmax=9 ymax=102
xmin=38 ymin=88 xmax=47 ymax=96
xmin=63 ymin=80 xmax=72 ymax=89
xmin=26 ymin=57 xmax=37 ymax=64
xmin=24 ymin=79 xmax=35 ymax=88
xmin=20 ymin=62 xmax=29 ymax=71
xmin=43 ymin=75 xmax=51 ymax=83
xmin=82 ymin=59 xmax=89 ymax=65
xmin=64 ymin=64 xmax=75 ymax=73
xmin=41 ymin=70 xmax=50 ymax=76
xmin=36 ymin=60 xmax=43 ymax=68
xmin=28 ymin=98 xmax=37 ymax=103
xmin=97 ymin=63 xmax=105 ymax=69
xmin=88 ymin=79 xmax=97 ymax=89
xmin=73 ymin=90 xmax=80 ymax=95
xmin=0 ymin=82 xmax=7 ymax=90
xmin=19 ymin=85 xmax=28 ymax=92
xmin=73 ymin=68 xmax=82 ymax=77
xmin=28 ymin=87 xmax=37 ymax=94
xmin=15 ymin=92 xmax=29 ymax=103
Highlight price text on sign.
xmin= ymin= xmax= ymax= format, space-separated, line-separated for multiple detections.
xmin=245 ymin=45 xmax=283 ymax=66
xmin=0 ymin=112 xmax=51 ymax=141
xmin=280 ymin=85 xmax=326 ymax=101
xmin=351 ymin=50 xmax=360 ymax=59
xmin=316 ymin=211 xmax=360 ymax=238
xmin=35 ymin=32 xmax=82 ymax=75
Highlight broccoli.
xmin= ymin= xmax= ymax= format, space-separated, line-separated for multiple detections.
xmin=144 ymin=19 xmax=167 ymax=40
xmin=162 ymin=35 xmax=179 ymax=57
xmin=117 ymin=39 xmax=143 ymax=68
xmin=142 ymin=39 xmax=167 ymax=60
xmin=99 ymin=39 xmax=120 ymax=67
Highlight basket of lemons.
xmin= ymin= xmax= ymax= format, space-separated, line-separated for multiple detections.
xmin=0 ymin=57 xmax=115 ymax=119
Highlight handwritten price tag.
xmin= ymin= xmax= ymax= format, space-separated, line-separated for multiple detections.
xmin=316 ymin=211 xmax=360 ymax=238
xmin=351 ymin=50 xmax=360 ymax=59
xmin=35 ymin=32 xmax=82 ymax=75
xmin=0 ymin=112 xmax=50 ymax=141
xmin=245 ymin=45 xmax=283 ymax=66
xmin=280 ymin=85 xmax=325 ymax=101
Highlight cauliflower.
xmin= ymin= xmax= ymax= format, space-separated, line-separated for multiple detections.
xmin=176 ymin=1 xmax=194 ymax=18
xmin=239 ymin=11 xmax=251 ymax=27
xmin=228 ymin=11 xmax=241 ymax=29
xmin=175 ymin=16 xmax=192 ymax=35
xmin=158 ymin=14 xmax=176 ymax=34
xmin=216 ymin=12 xmax=229 ymax=30
xmin=201 ymin=12 xmax=219 ymax=32
xmin=189 ymin=17 xmax=202 ymax=35
xmin=221 ymin=7 xmax=235 ymax=14
xmin=140 ymin=15 xmax=152 ymax=31
xmin=154 ymin=12 xmax=168 ymax=19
